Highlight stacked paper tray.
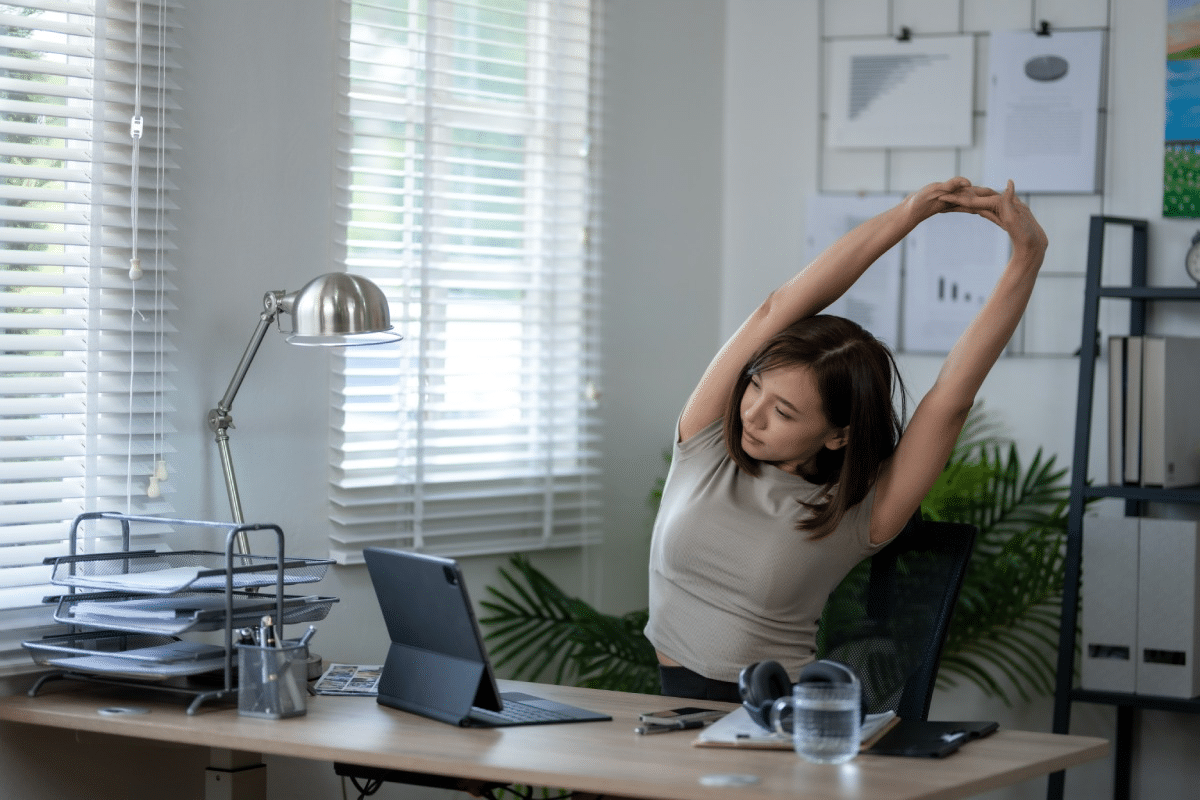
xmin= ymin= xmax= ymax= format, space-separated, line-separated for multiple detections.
xmin=22 ymin=631 xmax=228 ymax=681
xmin=51 ymin=591 xmax=338 ymax=636
xmin=46 ymin=550 xmax=332 ymax=594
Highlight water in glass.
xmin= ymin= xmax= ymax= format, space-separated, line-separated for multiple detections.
xmin=773 ymin=682 xmax=860 ymax=764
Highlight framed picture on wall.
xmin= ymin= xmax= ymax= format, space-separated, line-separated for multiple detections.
xmin=1165 ymin=0 xmax=1200 ymax=217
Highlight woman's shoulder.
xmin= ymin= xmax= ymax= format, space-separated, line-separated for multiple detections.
xmin=675 ymin=416 xmax=725 ymax=458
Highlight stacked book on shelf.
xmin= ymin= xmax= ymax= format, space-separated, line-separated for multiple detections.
xmin=1108 ymin=334 xmax=1200 ymax=488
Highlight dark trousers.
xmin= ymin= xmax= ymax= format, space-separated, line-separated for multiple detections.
xmin=658 ymin=664 xmax=742 ymax=703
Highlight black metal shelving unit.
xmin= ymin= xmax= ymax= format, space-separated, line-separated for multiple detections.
xmin=1048 ymin=216 xmax=1200 ymax=800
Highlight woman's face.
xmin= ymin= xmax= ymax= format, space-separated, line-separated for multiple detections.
xmin=739 ymin=364 xmax=848 ymax=476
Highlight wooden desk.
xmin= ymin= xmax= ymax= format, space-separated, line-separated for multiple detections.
xmin=0 ymin=679 xmax=1106 ymax=800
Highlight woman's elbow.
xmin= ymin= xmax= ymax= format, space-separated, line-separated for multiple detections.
xmin=923 ymin=384 xmax=974 ymax=430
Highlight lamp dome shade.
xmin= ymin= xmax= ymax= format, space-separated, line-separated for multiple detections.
xmin=282 ymin=272 xmax=400 ymax=345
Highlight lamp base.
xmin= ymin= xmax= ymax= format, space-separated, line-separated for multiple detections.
xmin=306 ymin=652 xmax=324 ymax=682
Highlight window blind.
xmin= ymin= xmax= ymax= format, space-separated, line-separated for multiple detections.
xmin=0 ymin=0 xmax=178 ymax=669
xmin=331 ymin=0 xmax=601 ymax=563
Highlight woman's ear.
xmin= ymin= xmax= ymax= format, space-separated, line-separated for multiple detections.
xmin=825 ymin=427 xmax=849 ymax=452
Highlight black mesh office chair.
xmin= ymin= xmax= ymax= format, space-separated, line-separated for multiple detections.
xmin=816 ymin=517 xmax=977 ymax=721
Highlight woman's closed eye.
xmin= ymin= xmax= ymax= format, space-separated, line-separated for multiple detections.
xmin=749 ymin=375 xmax=795 ymax=419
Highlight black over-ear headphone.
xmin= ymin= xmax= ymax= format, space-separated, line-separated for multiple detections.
xmin=738 ymin=659 xmax=861 ymax=730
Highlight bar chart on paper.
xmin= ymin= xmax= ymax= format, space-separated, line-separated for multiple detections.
xmin=847 ymin=54 xmax=946 ymax=118
xmin=901 ymin=214 xmax=1010 ymax=353
xmin=828 ymin=36 xmax=975 ymax=149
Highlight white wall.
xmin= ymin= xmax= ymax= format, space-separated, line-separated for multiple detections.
xmin=597 ymin=0 xmax=727 ymax=612
xmin=2 ymin=1 xmax=1198 ymax=799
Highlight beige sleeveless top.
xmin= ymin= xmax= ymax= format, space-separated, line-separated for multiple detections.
xmin=645 ymin=418 xmax=883 ymax=682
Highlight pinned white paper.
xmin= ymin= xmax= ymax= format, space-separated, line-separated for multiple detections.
xmin=983 ymin=30 xmax=1105 ymax=193
xmin=805 ymin=193 xmax=905 ymax=350
xmin=827 ymin=36 xmax=975 ymax=149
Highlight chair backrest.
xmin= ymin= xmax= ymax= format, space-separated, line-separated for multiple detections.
xmin=816 ymin=518 xmax=977 ymax=721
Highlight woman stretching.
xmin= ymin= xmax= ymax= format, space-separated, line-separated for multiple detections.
xmin=645 ymin=178 xmax=1048 ymax=701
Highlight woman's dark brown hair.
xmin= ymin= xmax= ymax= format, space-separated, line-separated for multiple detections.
xmin=722 ymin=315 xmax=905 ymax=538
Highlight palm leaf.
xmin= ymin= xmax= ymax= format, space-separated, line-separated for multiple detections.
xmin=480 ymin=556 xmax=589 ymax=685
xmin=572 ymin=608 xmax=659 ymax=694
xmin=479 ymin=554 xmax=659 ymax=692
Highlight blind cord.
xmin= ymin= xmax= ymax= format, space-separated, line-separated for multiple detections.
xmin=125 ymin=0 xmax=145 ymax=512
xmin=126 ymin=0 xmax=170 ymax=504
xmin=150 ymin=0 xmax=168 ymax=495
xmin=129 ymin=0 xmax=143 ymax=282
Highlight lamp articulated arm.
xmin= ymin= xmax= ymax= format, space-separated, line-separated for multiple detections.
xmin=205 ymin=273 xmax=398 ymax=556
xmin=207 ymin=292 xmax=284 ymax=552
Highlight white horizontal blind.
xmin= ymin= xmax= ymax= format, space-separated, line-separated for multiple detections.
xmin=331 ymin=0 xmax=600 ymax=563
xmin=0 ymin=0 xmax=178 ymax=668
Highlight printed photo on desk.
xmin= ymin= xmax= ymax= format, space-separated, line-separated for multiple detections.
xmin=314 ymin=664 xmax=382 ymax=696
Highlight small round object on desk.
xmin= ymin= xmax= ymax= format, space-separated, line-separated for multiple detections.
xmin=97 ymin=706 xmax=150 ymax=716
xmin=1186 ymin=230 xmax=1200 ymax=285
xmin=698 ymin=774 xmax=760 ymax=788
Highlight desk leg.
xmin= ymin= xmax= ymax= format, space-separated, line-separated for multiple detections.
xmin=205 ymin=748 xmax=266 ymax=800
xmin=1114 ymin=705 xmax=1134 ymax=800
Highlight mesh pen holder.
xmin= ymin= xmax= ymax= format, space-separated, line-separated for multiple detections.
xmin=237 ymin=641 xmax=309 ymax=719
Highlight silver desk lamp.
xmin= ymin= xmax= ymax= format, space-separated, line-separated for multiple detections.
xmin=207 ymin=272 xmax=400 ymax=554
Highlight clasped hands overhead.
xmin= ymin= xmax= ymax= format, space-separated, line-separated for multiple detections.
xmin=906 ymin=176 xmax=1049 ymax=258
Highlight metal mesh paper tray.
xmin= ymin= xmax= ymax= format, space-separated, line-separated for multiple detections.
xmin=51 ymin=591 xmax=338 ymax=636
xmin=47 ymin=550 xmax=332 ymax=594
xmin=22 ymin=631 xmax=228 ymax=680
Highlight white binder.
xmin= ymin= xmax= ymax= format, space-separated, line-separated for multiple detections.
xmin=1137 ymin=518 xmax=1200 ymax=698
xmin=1080 ymin=516 xmax=1139 ymax=693
xmin=1107 ymin=336 xmax=1125 ymax=486
xmin=1124 ymin=336 xmax=1143 ymax=485
xmin=1140 ymin=335 xmax=1200 ymax=488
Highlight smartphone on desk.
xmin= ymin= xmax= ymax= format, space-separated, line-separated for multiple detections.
xmin=638 ymin=707 xmax=727 ymax=725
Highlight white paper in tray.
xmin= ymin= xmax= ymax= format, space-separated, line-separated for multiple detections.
xmin=66 ymin=566 xmax=311 ymax=594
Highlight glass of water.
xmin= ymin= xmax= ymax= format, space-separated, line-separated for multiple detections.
xmin=770 ymin=681 xmax=861 ymax=764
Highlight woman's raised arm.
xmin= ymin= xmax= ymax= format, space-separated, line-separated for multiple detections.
xmin=870 ymin=181 xmax=1048 ymax=544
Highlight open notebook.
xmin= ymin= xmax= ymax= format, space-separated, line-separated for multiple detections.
xmin=694 ymin=706 xmax=898 ymax=750
xmin=363 ymin=547 xmax=611 ymax=728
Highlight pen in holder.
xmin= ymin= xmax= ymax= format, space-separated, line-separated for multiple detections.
xmin=237 ymin=640 xmax=309 ymax=719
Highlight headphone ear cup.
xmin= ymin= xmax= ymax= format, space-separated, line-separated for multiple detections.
xmin=738 ymin=660 xmax=791 ymax=729
xmin=797 ymin=659 xmax=865 ymax=722
xmin=797 ymin=659 xmax=856 ymax=686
